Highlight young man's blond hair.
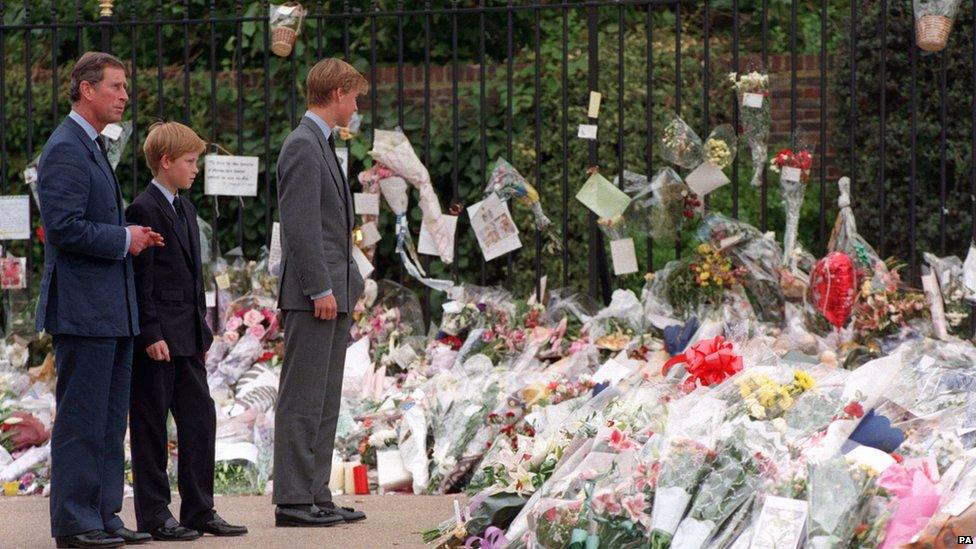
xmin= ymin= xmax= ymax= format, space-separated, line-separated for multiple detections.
xmin=306 ymin=58 xmax=369 ymax=108
xmin=142 ymin=121 xmax=207 ymax=176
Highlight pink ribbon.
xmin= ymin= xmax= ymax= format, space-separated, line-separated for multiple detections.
xmin=662 ymin=335 xmax=743 ymax=391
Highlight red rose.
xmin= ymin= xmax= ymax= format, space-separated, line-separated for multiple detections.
xmin=35 ymin=225 xmax=45 ymax=244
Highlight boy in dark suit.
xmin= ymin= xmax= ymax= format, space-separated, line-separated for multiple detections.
xmin=125 ymin=122 xmax=246 ymax=541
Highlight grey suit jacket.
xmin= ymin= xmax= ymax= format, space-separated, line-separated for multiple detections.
xmin=276 ymin=116 xmax=364 ymax=313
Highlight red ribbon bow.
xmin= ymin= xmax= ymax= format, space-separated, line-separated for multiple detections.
xmin=661 ymin=336 xmax=743 ymax=391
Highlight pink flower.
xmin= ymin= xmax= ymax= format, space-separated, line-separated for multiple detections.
xmin=607 ymin=428 xmax=637 ymax=452
xmin=243 ymin=309 xmax=265 ymax=328
xmin=262 ymin=308 xmax=276 ymax=323
xmin=622 ymin=494 xmax=646 ymax=523
xmin=247 ymin=324 xmax=267 ymax=340
xmin=482 ymin=329 xmax=495 ymax=342
xmin=590 ymin=491 xmax=622 ymax=516
xmin=568 ymin=340 xmax=589 ymax=355
xmin=223 ymin=330 xmax=240 ymax=343
xmin=225 ymin=316 xmax=243 ymax=332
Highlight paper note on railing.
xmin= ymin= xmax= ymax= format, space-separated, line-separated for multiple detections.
xmin=588 ymin=91 xmax=602 ymax=118
xmin=205 ymin=155 xmax=259 ymax=196
xmin=419 ymin=215 xmax=458 ymax=257
xmin=610 ymin=238 xmax=638 ymax=276
xmin=577 ymin=124 xmax=598 ymax=140
xmin=0 ymin=196 xmax=30 ymax=240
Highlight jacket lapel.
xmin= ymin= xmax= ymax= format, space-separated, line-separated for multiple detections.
xmin=147 ymin=184 xmax=194 ymax=268
xmin=301 ymin=117 xmax=353 ymax=229
xmin=65 ymin=117 xmax=124 ymax=222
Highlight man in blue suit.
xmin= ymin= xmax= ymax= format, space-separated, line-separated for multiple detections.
xmin=37 ymin=51 xmax=164 ymax=549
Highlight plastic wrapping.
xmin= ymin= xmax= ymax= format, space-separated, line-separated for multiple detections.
xmin=645 ymin=168 xmax=699 ymax=241
xmin=698 ymin=214 xmax=785 ymax=325
xmin=370 ymin=129 xmax=453 ymax=264
xmin=828 ymin=177 xmax=886 ymax=281
xmin=660 ymin=115 xmax=704 ymax=169
xmin=729 ymin=70 xmax=771 ymax=187
xmin=770 ymin=140 xmax=814 ymax=264
xmin=806 ymin=455 xmax=879 ymax=549
xmin=269 ymin=3 xmax=306 ymax=57
xmin=486 ymin=157 xmax=561 ymax=252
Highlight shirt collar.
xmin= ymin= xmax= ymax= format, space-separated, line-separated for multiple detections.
xmin=68 ymin=109 xmax=100 ymax=142
xmin=304 ymin=110 xmax=333 ymax=142
xmin=151 ymin=179 xmax=177 ymax=206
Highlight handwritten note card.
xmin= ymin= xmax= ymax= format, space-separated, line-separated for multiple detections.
xmin=204 ymin=155 xmax=260 ymax=197
xmin=0 ymin=196 xmax=30 ymax=240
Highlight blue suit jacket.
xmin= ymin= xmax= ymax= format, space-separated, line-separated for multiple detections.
xmin=35 ymin=116 xmax=139 ymax=337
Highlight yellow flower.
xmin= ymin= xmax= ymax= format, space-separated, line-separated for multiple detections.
xmin=793 ymin=370 xmax=814 ymax=391
xmin=699 ymin=271 xmax=710 ymax=281
xmin=697 ymin=243 xmax=710 ymax=255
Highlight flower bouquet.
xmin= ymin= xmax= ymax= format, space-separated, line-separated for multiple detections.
xmin=697 ymin=213 xmax=786 ymax=324
xmin=736 ymin=370 xmax=815 ymax=421
xmin=648 ymin=438 xmax=716 ymax=548
xmin=924 ymin=252 xmax=972 ymax=337
xmin=657 ymin=244 xmax=746 ymax=318
xmin=660 ymin=115 xmax=704 ymax=170
xmin=729 ymin=71 xmax=771 ymax=187
xmin=852 ymin=261 xmax=928 ymax=344
xmin=269 ymin=3 xmax=305 ymax=57
xmin=670 ymin=427 xmax=771 ymax=549
xmin=685 ymin=125 xmax=738 ymax=197
xmin=770 ymin=141 xmax=814 ymax=264
xmin=370 ymin=129 xmax=453 ymax=264
xmin=914 ymin=0 xmax=961 ymax=52
xmin=487 ymin=157 xmax=561 ymax=253
xmin=642 ymin=168 xmax=700 ymax=242
xmin=806 ymin=456 xmax=881 ymax=549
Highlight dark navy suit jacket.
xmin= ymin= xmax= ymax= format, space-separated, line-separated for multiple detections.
xmin=35 ymin=116 xmax=139 ymax=337
xmin=126 ymin=184 xmax=213 ymax=356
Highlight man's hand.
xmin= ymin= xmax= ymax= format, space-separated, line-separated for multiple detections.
xmin=146 ymin=340 xmax=171 ymax=362
xmin=313 ymin=294 xmax=338 ymax=321
xmin=128 ymin=225 xmax=164 ymax=256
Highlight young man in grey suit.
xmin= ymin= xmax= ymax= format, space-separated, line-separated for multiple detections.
xmin=38 ymin=52 xmax=163 ymax=548
xmin=273 ymin=58 xmax=368 ymax=527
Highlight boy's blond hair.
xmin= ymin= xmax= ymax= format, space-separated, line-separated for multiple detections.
xmin=306 ymin=58 xmax=369 ymax=108
xmin=142 ymin=121 xmax=207 ymax=176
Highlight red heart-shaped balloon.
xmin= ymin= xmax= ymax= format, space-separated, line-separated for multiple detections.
xmin=810 ymin=251 xmax=858 ymax=329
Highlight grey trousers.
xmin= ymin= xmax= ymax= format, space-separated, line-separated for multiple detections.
xmin=272 ymin=310 xmax=351 ymax=505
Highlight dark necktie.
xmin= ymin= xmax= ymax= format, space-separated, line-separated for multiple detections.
xmin=173 ymin=195 xmax=186 ymax=221
xmin=96 ymin=136 xmax=110 ymax=161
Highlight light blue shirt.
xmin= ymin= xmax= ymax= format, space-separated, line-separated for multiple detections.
xmin=304 ymin=110 xmax=333 ymax=143
xmin=150 ymin=179 xmax=178 ymax=213
xmin=302 ymin=111 xmax=333 ymax=301
xmin=68 ymin=109 xmax=130 ymax=259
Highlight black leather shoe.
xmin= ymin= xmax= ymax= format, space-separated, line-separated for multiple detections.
xmin=55 ymin=530 xmax=125 ymax=548
xmin=316 ymin=501 xmax=367 ymax=522
xmin=274 ymin=505 xmax=344 ymax=527
xmin=147 ymin=518 xmax=202 ymax=542
xmin=107 ymin=527 xmax=151 ymax=545
xmin=192 ymin=513 xmax=248 ymax=537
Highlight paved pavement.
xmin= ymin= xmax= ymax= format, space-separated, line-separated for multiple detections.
xmin=0 ymin=494 xmax=465 ymax=549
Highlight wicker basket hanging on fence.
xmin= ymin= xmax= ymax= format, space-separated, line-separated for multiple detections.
xmin=916 ymin=14 xmax=954 ymax=52
xmin=269 ymin=3 xmax=306 ymax=58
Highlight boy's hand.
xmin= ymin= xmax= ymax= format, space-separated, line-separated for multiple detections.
xmin=313 ymin=294 xmax=337 ymax=321
xmin=146 ymin=340 xmax=171 ymax=362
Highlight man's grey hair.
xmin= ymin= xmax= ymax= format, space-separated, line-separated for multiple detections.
xmin=69 ymin=51 xmax=126 ymax=103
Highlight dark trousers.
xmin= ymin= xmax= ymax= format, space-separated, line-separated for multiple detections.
xmin=272 ymin=311 xmax=351 ymax=505
xmin=50 ymin=335 xmax=132 ymax=538
xmin=129 ymin=352 xmax=216 ymax=531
